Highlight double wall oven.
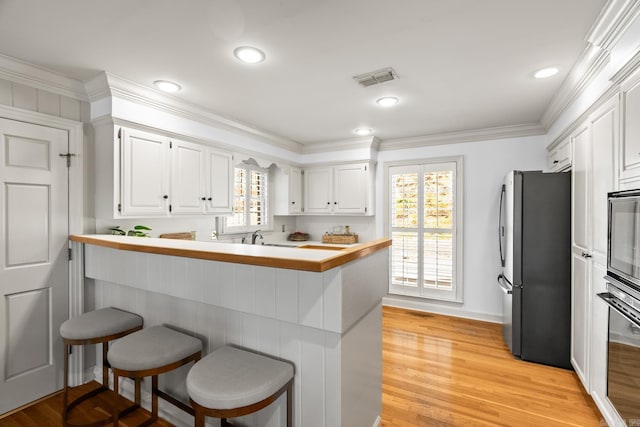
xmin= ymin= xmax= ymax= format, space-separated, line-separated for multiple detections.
xmin=599 ymin=190 xmax=640 ymax=425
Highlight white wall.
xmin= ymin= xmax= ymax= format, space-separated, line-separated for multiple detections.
xmin=377 ymin=135 xmax=548 ymax=321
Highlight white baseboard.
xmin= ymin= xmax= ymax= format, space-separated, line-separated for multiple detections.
xmin=383 ymin=295 xmax=502 ymax=324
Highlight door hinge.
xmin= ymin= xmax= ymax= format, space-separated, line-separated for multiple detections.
xmin=169 ymin=204 xmax=172 ymax=213
xmin=170 ymin=141 xmax=173 ymax=149
xmin=68 ymin=248 xmax=72 ymax=261
xmin=365 ymin=165 xmax=367 ymax=171
xmin=118 ymin=203 xmax=122 ymax=213
xmin=365 ymin=207 xmax=367 ymax=213
xmin=59 ymin=153 xmax=76 ymax=167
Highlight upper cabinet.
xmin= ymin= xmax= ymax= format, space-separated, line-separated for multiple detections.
xmin=120 ymin=127 xmax=171 ymax=216
xmin=273 ymin=165 xmax=302 ymax=215
xmin=303 ymin=162 xmax=374 ymax=215
xmin=620 ymin=68 xmax=640 ymax=183
xmin=94 ymin=122 xmax=232 ymax=219
xmin=547 ymin=137 xmax=571 ymax=172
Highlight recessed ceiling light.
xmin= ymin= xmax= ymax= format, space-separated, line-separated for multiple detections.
xmin=354 ymin=128 xmax=373 ymax=136
xmin=233 ymin=46 xmax=266 ymax=64
xmin=533 ymin=67 xmax=559 ymax=79
xmin=376 ymin=96 xmax=399 ymax=107
xmin=153 ymin=80 xmax=181 ymax=93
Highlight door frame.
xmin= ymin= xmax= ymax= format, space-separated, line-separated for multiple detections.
xmin=0 ymin=104 xmax=85 ymax=387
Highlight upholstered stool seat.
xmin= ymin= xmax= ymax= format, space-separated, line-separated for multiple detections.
xmin=60 ymin=307 xmax=143 ymax=427
xmin=187 ymin=346 xmax=294 ymax=427
xmin=107 ymin=325 xmax=202 ymax=426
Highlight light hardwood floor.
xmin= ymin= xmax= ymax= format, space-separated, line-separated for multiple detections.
xmin=1 ymin=306 xmax=604 ymax=426
xmin=381 ymin=306 xmax=604 ymax=426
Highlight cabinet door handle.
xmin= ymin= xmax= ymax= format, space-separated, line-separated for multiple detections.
xmin=327 ymin=202 xmax=330 ymax=205
xmin=201 ymin=197 xmax=206 ymax=201
xmin=163 ymin=195 xmax=169 ymax=199
xmin=582 ymin=252 xmax=592 ymax=259
xmin=291 ymin=201 xmax=295 ymax=205
xmin=553 ymin=160 xmax=559 ymax=164
xmin=207 ymin=197 xmax=212 ymax=201
xmin=334 ymin=202 xmax=337 ymax=205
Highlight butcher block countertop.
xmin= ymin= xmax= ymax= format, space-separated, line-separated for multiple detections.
xmin=70 ymin=234 xmax=392 ymax=272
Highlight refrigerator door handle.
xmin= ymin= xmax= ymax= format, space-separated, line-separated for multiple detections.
xmin=497 ymin=274 xmax=512 ymax=295
xmin=499 ymin=184 xmax=506 ymax=267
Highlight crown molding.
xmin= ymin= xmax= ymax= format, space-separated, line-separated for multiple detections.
xmin=0 ymin=53 xmax=88 ymax=101
xmin=301 ymin=136 xmax=380 ymax=154
xmin=84 ymin=71 xmax=304 ymax=154
xmin=540 ymin=0 xmax=640 ymax=129
xmin=540 ymin=44 xmax=611 ymax=129
xmin=378 ymin=123 xmax=546 ymax=151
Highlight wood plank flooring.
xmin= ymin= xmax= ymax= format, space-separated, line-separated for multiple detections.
xmin=381 ymin=306 xmax=604 ymax=426
xmin=1 ymin=306 xmax=604 ymax=426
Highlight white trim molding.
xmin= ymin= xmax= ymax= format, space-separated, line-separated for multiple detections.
xmin=84 ymin=71 xmax=303 ymax=154
xmin=379 ymin=123 xmax=546 ymax=151
xmin=0 ymin=53 xmax=88 ymax=101
xmin=383 ymin=295 xmax=502 ymax=324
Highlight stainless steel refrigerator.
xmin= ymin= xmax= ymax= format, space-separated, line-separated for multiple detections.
xmin=497 ymin=170 xmax=572 ymax=369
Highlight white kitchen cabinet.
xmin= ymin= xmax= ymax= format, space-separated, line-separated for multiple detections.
xmin=93 ymin=121 xmax=232 ymax=218
xmin=620 ymin=67 xmax=640 ymax=183
xmin=120 ymin=127 xmax=171 ymax=216
xmin=547 ymin=137 xmax=571 ymax=171
xmin=273 ymin=165 xmax=302 ymax=215
xmin=570 ymin=96 xmax=618 ymax=394
xmin=171 ymin=139 xmax=205 ymax=214
xmin=205 ymin=149 xmax=233 ymax=214
xmin=303 ymin=163 xmax=373 ymax=215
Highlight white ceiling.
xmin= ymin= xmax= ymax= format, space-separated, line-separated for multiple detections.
xmin=0 ymin=0 xmax=606 ymax=145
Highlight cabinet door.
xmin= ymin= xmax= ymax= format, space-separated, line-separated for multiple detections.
xmin=206 ymin=149 xmax=232 ymax=213
xmin=589 ymin=262 xmax=608 ymax=401
xmin=572 ymin=125 xmax=590 ymax=251
xmin=334 ymin=164 xmax=367 ymax=214
xmin=171 ymin=140 xmax=205 ymax=214
xmin=547 ymin=137 xmax=571 ymax=172
xmin=120 ymin=127 xmax=170 ymax=216
xmin=621 ymin=76 xmax=640 ymax=180
xmin=590 ymin=98 xmax=618 ymax=259
xmin=289 ymin=167 xmax=302 ymax=213
xmin=571 ymin=252 xmax=590 ymax=389
xmin=303 ymin=167 xmax=332 ymax=213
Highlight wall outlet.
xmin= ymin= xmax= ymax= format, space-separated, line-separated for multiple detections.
xmin=211 ymin=230 xmax=218 ymax=240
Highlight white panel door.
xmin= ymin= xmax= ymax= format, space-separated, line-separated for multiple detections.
xmin=120 ymin=128 xmax=170 ymax=216
xmin=334 ymin=164 xmax=367 ymax=214
xmin=289 ymin=167 xmax=302 ymax=214
xmin=571 ymin=253 xmax=590 ymax=389
xmin=0 ymin=118 xmax=69 ymax=414
xmin=303 ymin=167 xmax=332 ymax=214
xmin=206 ymin=149 xmax=232 ymax=214
xmin=572 ymin=125 xmax=590 ymax=251
xmin=171 ymin=140 xmax=205 ymax=214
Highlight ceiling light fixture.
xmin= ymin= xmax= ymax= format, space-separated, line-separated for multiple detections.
xmin=153 ymin=80 xmax=182 ymax=93
xmin=354 ymin=128 xmax=373 ymax=136
xmin=376 ymin=96 xmax=399 ymax=107
xmin=233 ymin=46 xmax=266 ymax=64
xmin=533 ymin=67 xmax=559 ymax=79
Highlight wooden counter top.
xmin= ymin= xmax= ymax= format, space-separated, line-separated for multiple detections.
xmin=70 ymin=235 xmax=391 ymax=272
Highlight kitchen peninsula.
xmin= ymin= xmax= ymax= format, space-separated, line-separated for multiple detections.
xmin=69 ymin=235 xmax=391 ymax=427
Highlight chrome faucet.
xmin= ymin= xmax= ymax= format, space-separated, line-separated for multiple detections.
xmin=251 ymin=230 xmax=263 ymax=244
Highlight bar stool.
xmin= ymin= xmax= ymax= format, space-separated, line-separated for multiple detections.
xmin=107 ymin=325 xmax=202 ymax=426
xmin=60 ymin=307 xmax=143 ymax=427
xmin=186 ymin=346 xmax=294 ymax=427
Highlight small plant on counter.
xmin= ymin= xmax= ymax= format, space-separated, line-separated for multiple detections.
xmin=108 ymin=225 xmax=152 ymax=237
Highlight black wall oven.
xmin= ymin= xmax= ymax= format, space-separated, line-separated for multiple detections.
xmin=599 ymin=190 xmax=640 ymax=425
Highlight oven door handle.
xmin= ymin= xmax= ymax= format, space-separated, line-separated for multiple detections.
xmin=597 ymin=292 xmax=640 ymax=328
xmin=497 ymin=274 xmax=512 ymax=295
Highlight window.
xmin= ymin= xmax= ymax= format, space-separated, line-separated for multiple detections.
xmin=386 ymin=157 xmax=463 ymax=302
xmin=224 ymin=164 xmax=269 ymax=232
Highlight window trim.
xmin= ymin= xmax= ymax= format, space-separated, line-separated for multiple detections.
xmin=221 ymin=163 xmax=272 ymax=234
xmin=383 ymin=156 xmax=464 ymax=303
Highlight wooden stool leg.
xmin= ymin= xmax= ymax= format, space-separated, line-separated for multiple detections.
xmin=287 ymin=381 xmax=293 ymax=427
xmin=62 ymin=343 xmax=70 ymax=424
xmin=102 ymin=341 xmax=109 ymax=387
xmin=113 ymin=373 xmax=120 ymax=426
xmin=151 ymin=375 xmax=158 ymax=422
xmin=194 ymin=410 xmax=205 ymax=427
xmin=135 ymin=377 xmax=141 ymax=405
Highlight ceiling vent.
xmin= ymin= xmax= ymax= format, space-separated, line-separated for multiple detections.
xmin=353 ymin=67 xmax=398 ymax=87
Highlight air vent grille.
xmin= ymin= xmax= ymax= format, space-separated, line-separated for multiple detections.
xmin=353 ymin=67 xmax=398 ymax=87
